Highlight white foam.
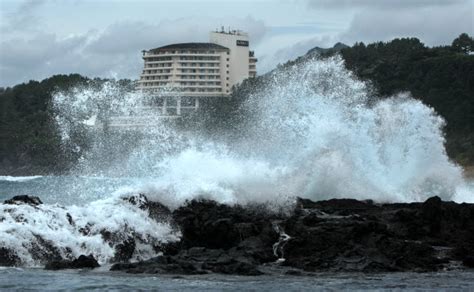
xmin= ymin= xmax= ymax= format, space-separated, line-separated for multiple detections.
xmin=0 ymin=176 xmax=43 ymax=182
xmin=0 ymin=195 xmax=180 ymax=267
xmin=3 ymin=56 xmax=474 ymax=268
xmin=50 ymin=56 xmax=473 ymax=206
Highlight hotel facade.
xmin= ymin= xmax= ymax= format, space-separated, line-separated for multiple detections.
xmin=137 ymin=30 xmax=257 ymax=116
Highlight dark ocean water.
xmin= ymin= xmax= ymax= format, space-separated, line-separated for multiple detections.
xmin=1 ymin=267 xmax=474 ymax=291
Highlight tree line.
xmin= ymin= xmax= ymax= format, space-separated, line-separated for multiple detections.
xmin=0 ymin=33 xmax=473 ymax=174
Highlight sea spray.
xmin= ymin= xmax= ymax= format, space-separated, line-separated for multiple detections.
xmin=2 ymin=55 xmax=472 ymax=268
xmin=0 ymin=194 xmax=179 ymax=267
xmin=51 ymin=55 xmax=471 ymax=205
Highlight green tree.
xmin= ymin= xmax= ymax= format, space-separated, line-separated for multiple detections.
xmin=452 ymin=33 xmax=474 ymax=54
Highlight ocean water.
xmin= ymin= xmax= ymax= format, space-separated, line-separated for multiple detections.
xmin=1 ymin=56 xmax=474 ymax=289
xmin=1 ymin=267 xmax=474 ymax=291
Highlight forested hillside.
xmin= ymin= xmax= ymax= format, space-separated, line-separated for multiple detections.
xmin=200 ymin=33 xmax=474 ymax=164
xmin=338 ymin=33 xmax=474 ymax=164
xmin=1 ymin=34 xmax=473 ymax=174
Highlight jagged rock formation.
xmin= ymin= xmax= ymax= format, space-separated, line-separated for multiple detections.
xmin=1 ymin=195 xmax=473 ymax=275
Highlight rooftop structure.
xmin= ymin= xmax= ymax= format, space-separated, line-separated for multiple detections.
xmin=131 ymin=29 xmax=257 ymax=119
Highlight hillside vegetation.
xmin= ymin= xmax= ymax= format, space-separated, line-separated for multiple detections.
xmin=0 ymin=34 xmax=473 ymax=174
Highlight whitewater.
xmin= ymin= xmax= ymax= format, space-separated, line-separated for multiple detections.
xmin=1 ymin=56 xmax=473 ymax=267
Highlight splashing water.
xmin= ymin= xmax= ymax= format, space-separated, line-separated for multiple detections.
xmin=52 ymin=56 xmax=472 ymax=205
xmin=2 ymin=56 xmax=473 ymax=267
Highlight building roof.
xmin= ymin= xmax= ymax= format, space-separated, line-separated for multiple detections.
xmin=149 ymin=42 xmax=229 ymax=52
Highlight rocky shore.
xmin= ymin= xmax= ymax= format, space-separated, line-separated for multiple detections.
xmin=1 ymin=194 xmax=474 ymax=275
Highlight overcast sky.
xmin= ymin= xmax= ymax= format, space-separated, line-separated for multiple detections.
xmin=0 ymin=0 xmax=472 ymax=87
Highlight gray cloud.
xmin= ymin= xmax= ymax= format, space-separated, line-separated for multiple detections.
xmin=0 ymin=32 xmax=90 ymax=86
xmin=1 ymin=0 xmax=47 ymax=34
xmin=87 ymin=16 xmax=266 ymax=55
xmin=306 ymin=0 xmax=469 ymax=9
xmin=339 ymin=2 xmax=473 ymax=46
xmin=1 ymin=0 xmax=471 ymax=87
xmin=257 ymin=0 xmax=472 ymax=73
xmin=258 ymin=35 xmax=335 ymax=72
xmin=0 ymin=15 xmax=266 ymax=86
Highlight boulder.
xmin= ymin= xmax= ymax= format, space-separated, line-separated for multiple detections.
xmin=113 ymin=237 xmax=136 ymax=262
xmin=45 ymin=254 xmax=100 ymax=270
xmin=0 ymin=247 xmax=21 ymax=267
xmin=462 ymin=256 xmax=474 ymax=268
xmin=4 ymin=195 xmax=43 ymax=206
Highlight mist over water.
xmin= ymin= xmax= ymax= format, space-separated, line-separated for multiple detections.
xmin=53 ymin=56 xmax=472 ymax=205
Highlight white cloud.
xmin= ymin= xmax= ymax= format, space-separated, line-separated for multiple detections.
xmin=0 ymin=15 xmax=267 ymax=86
xmin=339 ymin=2 xmax=473 ymax=46
xmin=0 ymin=0 xmax=472 ymax=86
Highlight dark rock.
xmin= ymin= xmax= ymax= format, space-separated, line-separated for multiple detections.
xmin=462 ymin=256 xmax=474 ymax=268
xmin=29 ymin=234 xmax=64 ymax=263
xmin=124 ymin=194 xmax=172 ymax=221
xmin=4 ymin=195 xmax=43 ymax=206
xmin=27 ymin=195 xmax=472 ymax=275
xmin=45 ymin=254 xmax=100 ymax=270
xmin=110 ymin=247 xmax=262 ymax=276
xmin=207 ymin=261 xmax=263 ymax=276
xmin=0 ymin=247 xmax=21 ymax=267
xmin=172 ymin=199 xmax=280 ymax=251
xmin=113 ymin=237 xmax=136 ymax=262
xmin=66 ymin=213 xmax=74 ymax=226
xmin=172 ymin=200 xmax=241 ymax=249
xmin=285 ymin=269 xmax=303 ymax=276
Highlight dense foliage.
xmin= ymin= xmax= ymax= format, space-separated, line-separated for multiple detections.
xmin=337 ymin=34 xmax=474 ymax=164
xmin=0 ymin=75 xmax=134 ymax=174
xmin=198 ymin=33 xmax=474 ymax=165
xmin=1 ymin=34 xmax=473 ymax=174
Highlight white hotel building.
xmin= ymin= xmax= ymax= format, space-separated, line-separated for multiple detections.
xmin=137 ymin=30 xmax=257 ymax=116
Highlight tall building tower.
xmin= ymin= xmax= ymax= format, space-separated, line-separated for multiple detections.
xmin=132 ymin=29 xmax=257 ymax=120
xmin=209 ymin=29 xmax=257 ymax=88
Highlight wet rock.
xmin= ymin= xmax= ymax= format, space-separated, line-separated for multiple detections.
xmin=113 ymin=237 xmax=136 ymax=262
xmin=45 ymin=254 xmax=100 ymax=270
xmin=4 ymin=195 xmax=43 ymax=206
xmin=462 ymin=256 xmax=474 ymax=268
xmin=111 ymin=247 xmax=262 ymax=275
xmin=29 ymin=234 xmax=64 ymax=264
xmin=5 ymin=194 xmax=470 ymax=275
xmin=172 ymin=200 xmax=279 ymax=251
xmin=0 ymin=247 xmax=21 ymax=267
xmin=124 ymin=194 xmax=172 ymax=221
xmin=66 ymin=213 xmax=74 ymax=226
xmin=172 ymin=200 xmax=241 ymax=249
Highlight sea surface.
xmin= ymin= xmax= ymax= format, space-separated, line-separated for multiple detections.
xmin=1 ymin=267 xmax=474 ymax=291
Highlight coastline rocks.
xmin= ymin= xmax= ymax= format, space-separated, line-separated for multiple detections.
xmin=4 ymin=195 xmax=43 ymax=206
xmin=112 ymin=237 xmax=136 ymax=263
xmin=151 ymin=196 xmax=473 ymax=274
xmin=2 ymin=194 xmax=474 ymax=276
xmin=0 ymin=247 xmax=21 ymax=267
xmin=45 ymin=254 xmax=100 ymax=270
xmin=462 ymin=256 xmax=474 ymax=268
xmin=111 ymin=247 xmax=263 ymax=275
